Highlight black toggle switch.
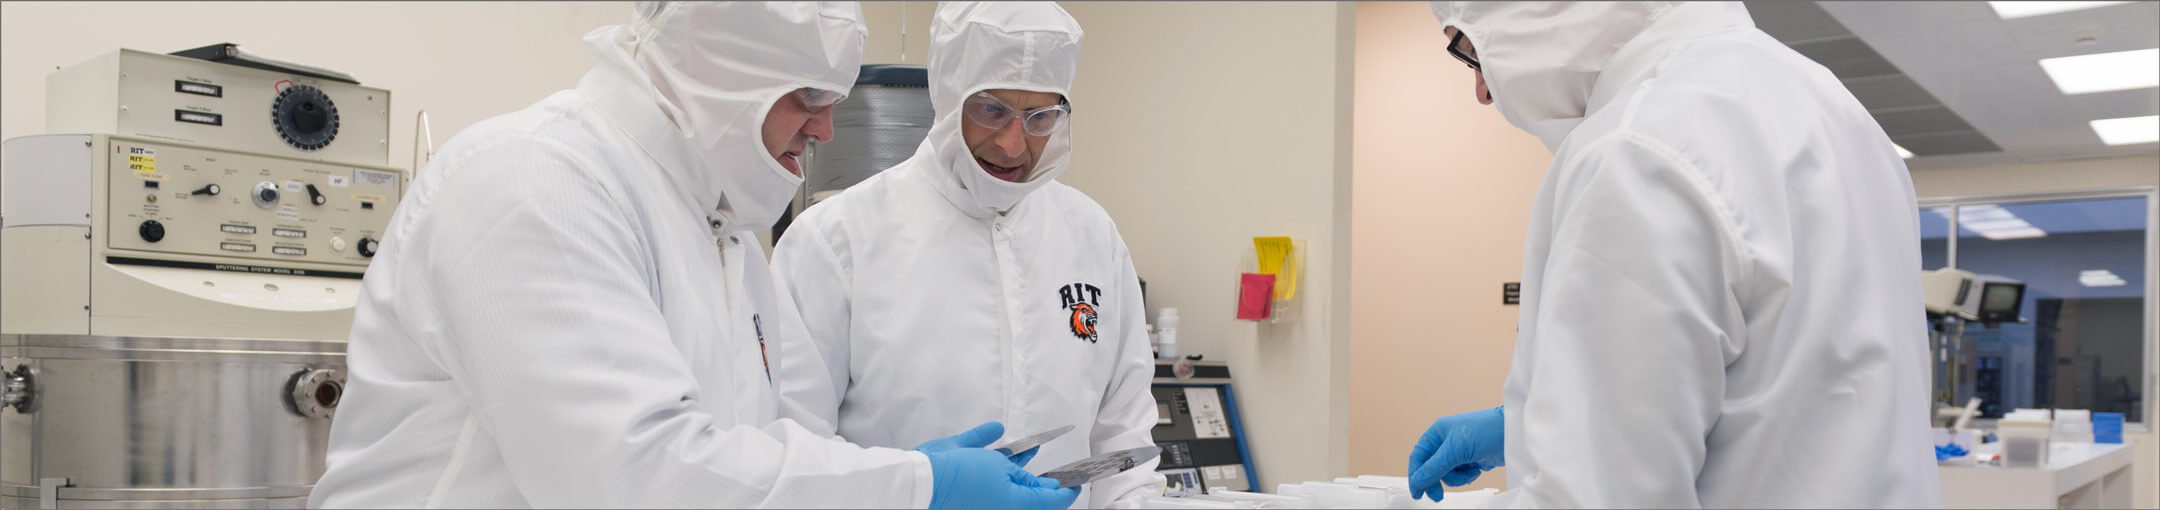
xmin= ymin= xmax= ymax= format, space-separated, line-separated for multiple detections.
xmin=192 ymin=183 xmax=221 ymax=196
xmin=306 ymin=183 xmax=326 ymax=206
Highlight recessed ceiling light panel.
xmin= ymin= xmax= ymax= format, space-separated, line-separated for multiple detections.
xmin=2039 ymin=48 xmax=2160 ymax=95
xmin=1990 ymin=1 xmax=2132 ymax=20
xmin=2090 ymin=115 xmax=2159 ymax=146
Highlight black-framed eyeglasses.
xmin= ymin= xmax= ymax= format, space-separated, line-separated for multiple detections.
xmin=1448 ymin=30 xmax=1480 ymax=71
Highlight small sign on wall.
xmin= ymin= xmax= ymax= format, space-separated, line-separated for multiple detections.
xmin=1503 ymin=282 xmax=1520 ymax=305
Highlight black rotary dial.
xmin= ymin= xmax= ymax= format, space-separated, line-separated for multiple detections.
xmin=272 ymin=85 xmax=340 ymax=150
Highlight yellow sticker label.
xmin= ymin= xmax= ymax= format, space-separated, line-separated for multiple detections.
xmin=350 ymin=193 xmax=385 ymax=203
xmin=136 ymin=171 xmax=167 ymax=181
xmin=127 ymin=154 xmax=157 ymax=173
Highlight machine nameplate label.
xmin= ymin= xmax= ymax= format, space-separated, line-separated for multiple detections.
xmin=107 ymin=256 xmax=365 ymax=280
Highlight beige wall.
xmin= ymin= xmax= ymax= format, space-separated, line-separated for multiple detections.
xmin=1911 ymin=155 xmax=2160 ymax=199
xmin=3 ymin=0 xmax=1361 ymax=492
xmin=862 ymin=0 xmax=1372 ymax=487
xmin=0 ymin=2 xmax=630 ymax=171
xmin=1346 ymin=1 xmax=1551 ymax=490
xmin=1912 ymin=154 xmax=2160 ymax=510
xmin=1055 ymin=1 xmax=1358 ymax=487
xmin=857 ymin=1 xmax=1360 ymax=488
xmin=1347 ymin=4 xmax=2160 ymax=505
xmin=861 ymin=0 xmax=1375 ymax=487
xmin=859 ymin=2 xmax=937 ymax=67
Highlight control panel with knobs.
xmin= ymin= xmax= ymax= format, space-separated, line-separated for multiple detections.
xmin=94 ymin=135 xmax=401 ymax=267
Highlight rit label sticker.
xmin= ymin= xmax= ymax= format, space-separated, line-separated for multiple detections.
xmin=1058 ymin=282 xmax=1103 ymax=343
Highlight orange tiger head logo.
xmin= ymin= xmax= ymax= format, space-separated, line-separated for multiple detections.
xmin=1068 ymin=302 xmax=1099 ymax=343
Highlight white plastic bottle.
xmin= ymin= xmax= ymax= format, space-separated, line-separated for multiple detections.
xmin=1155 ymin=308 xmax=1180 ymax=360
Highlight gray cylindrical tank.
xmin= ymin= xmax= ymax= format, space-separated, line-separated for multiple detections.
xmin=778 ymin=65 xmax=931 ymax=240
xmin=807 ymin=64 xmax=932 ymax=196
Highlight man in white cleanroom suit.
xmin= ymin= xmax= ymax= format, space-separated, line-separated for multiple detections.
xmin=1405 ymin=2 xmax=1942 ymax=508
xmin=771 ymin=2 xmax=1165 ymax=507
xmin=310 ymin=3 xmax=1077 ymax=508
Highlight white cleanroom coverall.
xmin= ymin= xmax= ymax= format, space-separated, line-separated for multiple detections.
xmin=771 ymin=2 xmax=1165 ymax=508
xmin=311 ymin=3 xmax=939 ymax=507
xmin=1430 ymin=1 xmax=1943 ymax=508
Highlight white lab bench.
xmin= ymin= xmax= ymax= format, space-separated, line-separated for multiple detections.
xmin=1938 ymin=442 xmax=2135 ymax=509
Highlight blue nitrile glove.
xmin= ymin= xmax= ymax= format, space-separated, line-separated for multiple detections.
xmin=923 ymin=448 xmax=1081 ymax=509
xmin=1408 ymin=406 xmax=1506 ymax=502
xmin=1007 ymin=444 xmax=1041 ymax=469
xmin=1934 ymin=443 xmax=1969 ymax=461
xmin=915 ymin=421 xmax=1039 ymax=468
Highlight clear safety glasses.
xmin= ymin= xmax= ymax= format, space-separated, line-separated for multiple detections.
xmin=794 ymin=87 xmax=845 ymax=113
xmin=962 ymin=91 xmax=1071 ymax=137
xmin=1448 ymin=30 xmax=1481 ymax=71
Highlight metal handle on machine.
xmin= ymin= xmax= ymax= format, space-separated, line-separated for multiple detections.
xmin=39 ymin=477 xmax=72 ymax=510
xmin=411 ymin=109 xmax=436 ymax=185
xmin=3 ymin=364 xmax=33 ymax=413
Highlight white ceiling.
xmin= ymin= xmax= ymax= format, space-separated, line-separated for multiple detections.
xmin=1749 ymin=1 xmax=2159 ymax=170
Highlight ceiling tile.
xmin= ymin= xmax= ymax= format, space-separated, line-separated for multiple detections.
xmin=1774 ymin=2 xmax=2157 ymax=165
xmin=1818 ymin=1 xmax=2004 ymax=35
xmin=2002 ymin=2 xmax=2160 ymax=59
xmin=1745 ymin=1 xmax=1853 ymax=42
xmin=1844 ymin=74 xmax=1945 ymax=111
xmin=1790 ymin=36 xmax=1884 ymax=62
xmin=1874 ymin=106 xmax=1978 ymax=135
xmin=1789 ymin=36 xmax=1905 ymax=78
xmin=1823 ymin=56 xmax=1903 ymax=78
xmin=1890 ymin=130 xmax=2004 ymax=155
xmin=1945 ymin=60 xmax=2093 ymax=150
xmin=1904 ymin=152 xmax=2020 ymax=170
xmin=2062 ymin=88 xmax=2160 ymax=121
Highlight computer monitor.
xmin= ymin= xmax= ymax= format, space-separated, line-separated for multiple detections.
xmin=1976 ymin=281 xmax=2025 ymax=324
